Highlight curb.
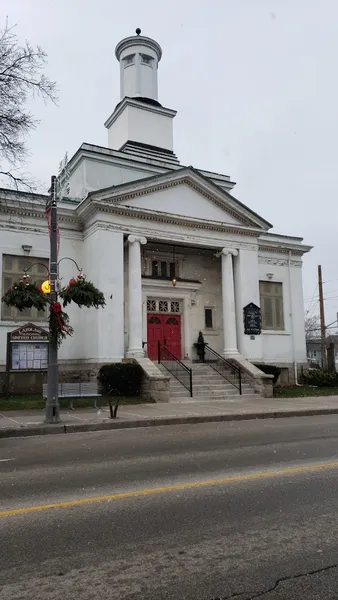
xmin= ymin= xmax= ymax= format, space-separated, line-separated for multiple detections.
xmin=1 ymin=407 xmax=338 ymax=438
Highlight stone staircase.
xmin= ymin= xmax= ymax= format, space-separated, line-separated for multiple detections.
xmin=157 ymin=361 xmax=258 ymax=402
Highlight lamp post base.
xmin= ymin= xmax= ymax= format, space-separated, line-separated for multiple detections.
xmin=44 ymin=402 xmax=60 ymax=423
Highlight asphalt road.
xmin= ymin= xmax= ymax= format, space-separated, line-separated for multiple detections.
xmin=2 ymin=415 xmax=338 ymax=599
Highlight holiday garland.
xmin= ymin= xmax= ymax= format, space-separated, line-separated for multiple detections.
xmin=1 ymin=271 xmax=105 ymax=350
xmin=60 ymin=275 xmax=106 ymax=309
xmin=2 ymin=280 xmax=49 ymax=312
xmin=49 ymin=302 xmax=74 ymax=348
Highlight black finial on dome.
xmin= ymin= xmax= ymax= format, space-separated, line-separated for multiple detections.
xmin=135 ymin=28 xmax=141 ymax=35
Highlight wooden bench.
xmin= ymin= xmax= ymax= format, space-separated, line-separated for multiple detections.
xmin=42 ymin=382 xmax=101 ymax=410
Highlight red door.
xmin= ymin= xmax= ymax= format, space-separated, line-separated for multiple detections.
xmin=147 ymin=314 xmax=181 ymax=360
xmin=147 ymin=315 xmax=163 ymax=360
xmin=163 ymin=316 xmax=181 ymax=359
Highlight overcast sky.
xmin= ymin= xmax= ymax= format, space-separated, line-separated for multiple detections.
xmin=2 ymin=0 xmax=338 ymax=327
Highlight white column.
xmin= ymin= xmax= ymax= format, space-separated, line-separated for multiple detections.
xmin=183 ymin=296 xmax=191 ymax=358
xmin=220 ymin=248 xmax=239 ymax=356
xmin=126 ymin=234 xmax=147 ymax=357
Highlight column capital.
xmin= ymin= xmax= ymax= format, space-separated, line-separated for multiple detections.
xmin=128 ymin=234 xmax=147 ymax=246
xmin=215 ymin=247 xmax=238 ymax=258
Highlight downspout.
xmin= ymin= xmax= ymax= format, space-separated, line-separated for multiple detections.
xmin=288 ymin=250 xmax=298 ymax=384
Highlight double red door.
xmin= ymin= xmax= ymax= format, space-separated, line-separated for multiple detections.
xmin=147 ymin=314 xmax=181 ymax=360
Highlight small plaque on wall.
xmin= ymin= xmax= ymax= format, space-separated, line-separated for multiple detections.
xmin=243 ymin=303 xmax=261 ymax=335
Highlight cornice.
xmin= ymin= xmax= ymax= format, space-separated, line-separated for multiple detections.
xmin=115 ymin=35 xmax=162 ymax=61
xmin=83 ymin=221 xmax=124 ymax=239
xmin=258 ymin=245 xmax=306 ymax=256
xmin=83 ymin=220 xmax=260 ymax=252
xmin=104 ymin=97 xmax=176 ymax=129
xmin=0 ymin=221 xmax=45 ymax=235
xmin=0 ymin=203 xmax=82 ymax=227
xmin=85 ymin=201 xmax=262 ymax=237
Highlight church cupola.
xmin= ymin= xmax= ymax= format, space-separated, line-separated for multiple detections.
xmin=104 ymin=29 xmax=177 ymax=157
xmin=115 ymin=28 xmax=162 ymax=103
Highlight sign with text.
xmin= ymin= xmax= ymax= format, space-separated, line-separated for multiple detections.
xmin=9 ymin=323 xmax=49 ymax=342
xmin=7 ymin=323 xmax=49 ymax=371
xmin=243 ymin=303 xmax=261 ymax=335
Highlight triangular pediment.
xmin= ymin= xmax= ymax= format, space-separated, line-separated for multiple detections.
xmin=85 ymin=167 xmax=272 ymax=230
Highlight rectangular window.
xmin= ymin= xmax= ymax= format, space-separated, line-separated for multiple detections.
xmin=150 ymin=258 xmax=179 ymax=280
xmin=2 ymin=255 xmax=49 ymax=322
xmin=160 ymin=261 xmax=167 ymax=278
xmin=152 ymin=260 xmax=159 ymax=277
xmin=204 ymin=307 xmax=213 ymax=329
xmin=259 ymin=281 xmax=284 ymax=331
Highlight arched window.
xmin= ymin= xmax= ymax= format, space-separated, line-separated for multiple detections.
xmin=148 ymin=316 xmax=161 ymax=324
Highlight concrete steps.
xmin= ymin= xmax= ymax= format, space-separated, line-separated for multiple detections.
xmin=157 ymin=360 xmax=258 ymax=402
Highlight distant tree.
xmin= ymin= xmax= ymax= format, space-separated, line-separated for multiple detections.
xmin=305 ymin=315 xmax=320 ymax=341
xmin=0 ymin=20 xmax=57 ymax=189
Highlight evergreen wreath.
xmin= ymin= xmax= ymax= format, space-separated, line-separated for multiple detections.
xmin=49 ymin=302 xmax=74 ymax=348
xmin=60 ymin=274 xmax=105 ymax=309
xmin=1 ymin=279 xmax=49 ymax=312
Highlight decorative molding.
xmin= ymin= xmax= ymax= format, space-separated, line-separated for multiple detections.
xmin=128 ymin=234 xmax=147 ymax=245
xmin=70 ymin=145 xmax=179 ymax=180
xmin=0 ymin=204 xmax=81 ymax=227
xmin=222 ymin=248 xmax=238 ymax=257
xmin=83 ymin=220 xmax=262 ymax=252
xmin=104 ymin=97 xmax=176 ymax=130
xmin=88 ymin=202 xmax=261 ymax=237
xmin=258 ymin=245 xmax=305 ymax=256
xmin=214 ymin=247 xmax=239 ymax=258
xmin=258 ymin=257 xmax=302 ymax=267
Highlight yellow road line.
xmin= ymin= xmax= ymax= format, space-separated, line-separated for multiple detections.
xmin=2 ymin=460 xmax=338 ymax=518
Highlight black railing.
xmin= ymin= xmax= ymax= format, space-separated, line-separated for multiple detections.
xmin=204 ymin=345 xmax=242 ymax=394
xmin=158 ymin=342 xmax=193 ymax=397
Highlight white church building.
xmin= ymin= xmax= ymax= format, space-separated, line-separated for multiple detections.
xmin=0 ymin=30 xmax=311 ymax=399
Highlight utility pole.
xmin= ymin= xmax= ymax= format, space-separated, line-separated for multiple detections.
xmin=45 ymin=175 xmax=59 ymax=423
xmin=318 ymin=264 xmax=327 ymax=370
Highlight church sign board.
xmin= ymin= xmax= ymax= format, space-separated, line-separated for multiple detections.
xmin=243 ymin=303 xmax=261 ymax=336
xmin=7 ymin=323 xmax=49 ymax=371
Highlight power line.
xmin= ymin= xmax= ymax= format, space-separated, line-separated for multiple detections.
xmin=306 ymin=324 xmax=338 ymax=333
xmin=304 ymin=294 xmax=338 ymax=304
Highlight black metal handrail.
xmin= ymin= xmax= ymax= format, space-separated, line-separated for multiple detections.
xmin=158 ymin=342 xmax=193 ymax=397
xmin=204 ymin=345 xmax=242 ymax=394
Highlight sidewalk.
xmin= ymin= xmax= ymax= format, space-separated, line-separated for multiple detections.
xmin=2 ymin=396 xmax=338 ymax=438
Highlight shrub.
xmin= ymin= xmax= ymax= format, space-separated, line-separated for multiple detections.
xmin=254 ymin=364 xmax=282 ymax=386
xmin=301 ymin=369 xmax=338 ymax=388
xmin=97 ymin=363 xmax=143 ymax=397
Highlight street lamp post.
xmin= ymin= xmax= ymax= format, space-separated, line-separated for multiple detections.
xmin=45 ymin=175 xmax=59 ymax=423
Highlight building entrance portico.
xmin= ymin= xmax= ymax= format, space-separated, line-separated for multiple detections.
xmin=130 ymin=235 xmax=242 ymax=361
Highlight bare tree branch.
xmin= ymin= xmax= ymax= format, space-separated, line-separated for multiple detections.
xmin=305 ymin=315 xmax=321 ymax=341
xmin=0 ymin=21 xmax=58 ymax=189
